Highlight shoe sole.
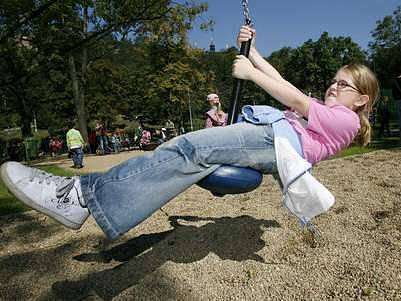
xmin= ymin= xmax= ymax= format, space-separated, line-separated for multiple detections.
xmin=1 ymin=163 xmax=81 ymax=229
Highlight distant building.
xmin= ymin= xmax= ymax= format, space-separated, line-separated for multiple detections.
xmin=209 ymin=42 xmax=215 ymax=52
xmin=209 ymin=37 xmax=215 ymax=52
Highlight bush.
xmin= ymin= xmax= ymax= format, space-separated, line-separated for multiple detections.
xmin=7 ymin=138 xmax=24 ymax=161
xmin=0 ymin=136 xmax=7 ymax=163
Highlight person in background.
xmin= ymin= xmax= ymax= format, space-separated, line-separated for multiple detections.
xmin=110 ymin=133 xmax=121 ymax=153
xmin=165 ymin=119 xmax=175 ymax=129
xmin=205 ymin=93 xmax=228 ymax=128
xmin=161 ymin=128 xmax=168 ymax=142
xmin=139 ymin=128 xmax=151 ymax=149
xmin=49 ymin=138 xmax=63 ymax=157
xmin=378 ymin=96 xmax=391 ymax=138
xmin=95 ymin=122 xmax=109 ymax=155
xmin=392 ymin=74 xmax=401 ymax=140
xmin=369 ymin=104 xmax=377 ymax=127
xmin=66 ymin=122 xmax=85 ymax=169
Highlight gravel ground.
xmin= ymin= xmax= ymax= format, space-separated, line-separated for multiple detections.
xmin=0 ymin=149 xmax=401 ymax=300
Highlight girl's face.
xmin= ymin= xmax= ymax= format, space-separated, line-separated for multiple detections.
xmin=324 ymin=70 xmax=367 ymax=110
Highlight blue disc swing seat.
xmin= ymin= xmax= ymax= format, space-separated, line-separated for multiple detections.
xmin=197 ymin=16 xmax=263 ymax=197
xmin=197 ymin=165 xmax=263 ymax=197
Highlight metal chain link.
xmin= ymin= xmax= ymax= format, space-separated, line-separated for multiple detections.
xmin=241 ymin=0 xmax=252 ymax=25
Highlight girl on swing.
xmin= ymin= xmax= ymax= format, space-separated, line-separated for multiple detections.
xmin=1 ymin=26 xmax=379 ymax=240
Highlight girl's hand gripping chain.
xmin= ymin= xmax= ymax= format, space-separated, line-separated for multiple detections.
xmin=237 ymin=25 xmax=256 ymax=50
xmin=232 ymin=55 xmax=255 ymax=81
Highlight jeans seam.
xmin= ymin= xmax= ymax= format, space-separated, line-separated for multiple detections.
xmin=194 ymin=145 xmax=269 ymax=151
xmin=91 ymin=198 xmax=119 ymax=238
xmin=99 ymin=153 xmax=182 ymax=185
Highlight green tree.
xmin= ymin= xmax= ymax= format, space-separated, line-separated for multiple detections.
xmin=118 ymin=1 xmax=212 ymax=128
xmin=0 ymin=1 xmax=83 ymax=136
xmin=200 ymin=47 xmax=237 ymax=114
xmin=269 ymin=32 xmax=366 ymax=100
xmin=369 ymin=5 xmax=401 ymax=86
xmin=0 ymin=0 xmax=209 ymax=138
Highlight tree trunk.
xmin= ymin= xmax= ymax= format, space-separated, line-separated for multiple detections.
xmin=11 ymin=84 xmax=32 ymax=137
xmin=68 ymin=54 xmax=88 ymax=143
xmin=20 ymin=94 xmax=32 ymax=137
xmin=67 ymin=2 xmax=89 ymax=144
xmin=78 ymin=2 xmax=89 ymax=143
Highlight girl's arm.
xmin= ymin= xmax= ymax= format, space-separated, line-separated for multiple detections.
xmin=232 ymin=55 xmax=310 ymax=117
xmin=237 ymin=26 xmax=302 ymax=95
xmin=249 ymin=48 xmax=282 ymax=80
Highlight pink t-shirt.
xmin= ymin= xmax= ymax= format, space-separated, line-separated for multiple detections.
xmin=285 ymin=99 xmax=360 ymax=165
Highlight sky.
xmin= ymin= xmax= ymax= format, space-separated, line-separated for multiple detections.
xmin=188 ymin=0 xmax=400 ymax=56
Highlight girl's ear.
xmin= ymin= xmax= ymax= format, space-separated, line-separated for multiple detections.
xmin=354 ymin=95 xmax=369 ymax=107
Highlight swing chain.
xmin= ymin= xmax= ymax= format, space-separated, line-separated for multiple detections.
xmin=241 ymin=0 xmax=252 ymax=25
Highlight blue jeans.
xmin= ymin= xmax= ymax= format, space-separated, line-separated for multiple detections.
xmin=97 ymin=135 xmax=109 ymax=154
xmin=71 ymin=147 xmax=84 ymax=167
xmin=80 ymin=122 xmax=276 ymax=240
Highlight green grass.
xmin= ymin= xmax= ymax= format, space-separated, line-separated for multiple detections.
xmin=334 ymin=136 xmax=400 ymax=158
xmin=0 ymin=165 xmax=74 ymax=216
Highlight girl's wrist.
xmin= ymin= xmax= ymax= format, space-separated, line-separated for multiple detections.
xmin=247 ymin=67 xmax=259 ymax=82
xmin=249 ymin=47 xmax=257 ymax=56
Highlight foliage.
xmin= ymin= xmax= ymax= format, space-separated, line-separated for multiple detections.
xmin=1 ymin=2 xmax=400 ymax=134
xmin=369 ymin=5 xmax=401 ymax=87
xmin=200 ymin=47 xmax=236 ymax=110
xmin=0 ymin=0 xmax=209 ymax=135
xmin=269 ymin=32 xmax=367 ymax=100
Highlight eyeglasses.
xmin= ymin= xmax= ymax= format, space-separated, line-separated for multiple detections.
xmin=329 ymin=79 xmax=362 ymax=94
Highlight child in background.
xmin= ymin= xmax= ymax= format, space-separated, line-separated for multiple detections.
xmin=205 ymin=93 xmax=228 ymax=128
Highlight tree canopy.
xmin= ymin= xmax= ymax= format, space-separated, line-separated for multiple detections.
xmin=369 ymin=5 xmax=401 ymax=86
xmin=1 ymin=2 xmax=400 ymax=138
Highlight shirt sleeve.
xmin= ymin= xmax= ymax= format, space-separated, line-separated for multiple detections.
xmin=307 ymin=100 xmax=360 ymax=149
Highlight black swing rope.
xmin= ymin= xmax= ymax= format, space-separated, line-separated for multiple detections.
xmin=197 ymin=0 xmax=263 ymax=196
xmin=227 ymin=0 xmax=253 ymax=125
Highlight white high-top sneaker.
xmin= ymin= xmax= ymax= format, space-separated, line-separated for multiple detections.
xmin=1 ymin=161 xmax=89 ymax=229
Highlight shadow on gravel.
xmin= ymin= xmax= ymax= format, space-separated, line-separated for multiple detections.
xmin=47 ymin=215 xmax=280 ymax=300
xmin=0 ymin=213 xmax=65 ymax=246
xmin=0 ymin=239 xmax=83 ymax=300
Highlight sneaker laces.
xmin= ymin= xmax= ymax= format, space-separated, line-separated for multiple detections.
xmin=29 ymin=168 xmax=66 ymax=187
xmin=29 ymin=168 xmax=84 ymax=207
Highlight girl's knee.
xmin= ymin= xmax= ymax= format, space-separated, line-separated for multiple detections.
xmin=160 ymin=135 xmax=198 ymax=161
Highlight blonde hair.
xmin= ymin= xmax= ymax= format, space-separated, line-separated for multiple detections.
xmin=339 ymin=64 xmax=379 ymax=146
